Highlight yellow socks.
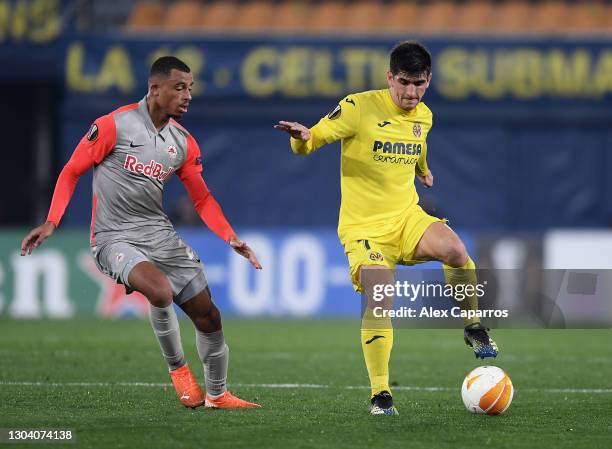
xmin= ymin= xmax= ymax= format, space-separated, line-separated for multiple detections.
xmin=361 ymin=326 xmax=393 ymax=397
xmin=358 ymin=258 xmax=478 ymax=397
xmin=443 ymin=256 xmax=480 ymax=327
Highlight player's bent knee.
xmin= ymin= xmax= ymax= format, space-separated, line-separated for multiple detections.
xmin=143 ymin=279 xmax=174 ymax=308
xmin=193 ymin=303 xmax=222 ymax=332
xmin=128 ymin=262 xmax=174 ymax=307
xmin=443 ymin=239 xmax=468 ymax=267
xmin=206 ymin=304 xmax=221 ymax=326
xmin=358 ymin=264 xmax=395 ymax=304
xmin=147 ymin=291 xmax=173 ymax=308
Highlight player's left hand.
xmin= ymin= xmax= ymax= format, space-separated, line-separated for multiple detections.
xmin=20 ymin=221 xmax=56 ymax=256
xmin=417 ymin=170 xmax=434 ymax=188
xmin=229 ymin=236 xmax=262 ymax=269
xmin=273 ymin=121 xmax=311 ymax=141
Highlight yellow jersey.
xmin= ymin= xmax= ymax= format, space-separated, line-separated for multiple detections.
xmin=290 ymin=88 xmax=433 ymax=244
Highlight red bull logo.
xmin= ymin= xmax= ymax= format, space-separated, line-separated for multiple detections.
xmin=123 ymin=155 xmax=174 ymax=182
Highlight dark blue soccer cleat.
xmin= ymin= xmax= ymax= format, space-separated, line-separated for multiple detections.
xmin=368 ymin=391 xmax=399 ymax=416
xmin=464 ymin=323 xmax=499 ymax=359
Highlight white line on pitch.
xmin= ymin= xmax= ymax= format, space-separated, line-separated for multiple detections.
xmin=1 ymin=381 xmax=611 ymax=394
xmin=0 ymin=381 xmax=170 ymax=388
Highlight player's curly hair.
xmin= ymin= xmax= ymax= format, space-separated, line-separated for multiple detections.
xmin=390 ymin=41 xmax=431 ymax=77
xmin=149 ymin=56 xmax=191 ymax=78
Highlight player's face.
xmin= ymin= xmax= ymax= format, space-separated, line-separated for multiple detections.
xmin=154 ymin=69 xmax=194 ymax=119
xmin=387 ymin=71 xmax=431 ymax=111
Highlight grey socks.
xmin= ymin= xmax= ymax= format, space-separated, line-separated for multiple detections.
xmin=148 ymin=304 xmax=185 ymax=371
xmin=149 ymin=304 xmax=228 ymax=396
xmin=196 ymin=329 xmax=229 ymax=397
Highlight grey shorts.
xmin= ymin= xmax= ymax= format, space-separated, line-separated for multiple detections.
xmin=91 ymin=232 xmax=208 ymax=306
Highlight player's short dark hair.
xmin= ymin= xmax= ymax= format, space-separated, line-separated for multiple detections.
xmin=389 ymin=41 xmax=432 ymax=77
xmin=149 ymin=56 xmax=191 ymax=78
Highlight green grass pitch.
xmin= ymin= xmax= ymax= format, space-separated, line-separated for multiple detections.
xmin=0 ymin=320 xmax=610 ymax=449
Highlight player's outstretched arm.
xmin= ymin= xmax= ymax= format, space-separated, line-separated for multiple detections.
xmin=20 ymin=221 xmax=56 ymax=256
xmin=20 ymin=115 xmax=116 ymax=256
xmin=275 ymin=96 xmax=359 ymax=155
xmin=416 ymin=170 xmax=434 ymax=188
xmin=229 ymin=236 xmax=262 ymax=270
xmin=273 ymin=121 xmax=311 ymax=141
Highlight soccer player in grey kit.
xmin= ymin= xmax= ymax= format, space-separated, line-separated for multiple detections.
xmin=21 ymin=56 xmax=261 ymax=409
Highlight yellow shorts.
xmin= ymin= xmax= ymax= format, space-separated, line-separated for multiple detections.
xmin=343 ymin=205 xmax=445 ymax=291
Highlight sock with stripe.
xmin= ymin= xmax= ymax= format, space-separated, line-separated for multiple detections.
xmin=361 ymin=321 xmax=394 ymax=397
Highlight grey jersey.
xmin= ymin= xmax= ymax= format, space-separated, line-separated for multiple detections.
xmin=85 ymin=97 xmax=202 ymax=246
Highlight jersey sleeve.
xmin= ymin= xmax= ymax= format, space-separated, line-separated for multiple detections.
xmin=416 ymin=114 xmax=433 ymax=176
xmin=47 ymin=115 xmax=116 ymax=226
xmin=416 ymin=142 xmax=429 ymax=176
xmin=176 ymin=134 xmax=203 ymax=180
xmin=176 ymin=134 xmax=234 ymax=242
xmin=179 ymin=172 xmax=236 ymax=243
xmin=290 ymin=95 xmax=361 ymax=155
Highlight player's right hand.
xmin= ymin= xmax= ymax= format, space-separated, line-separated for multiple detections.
xmin=417 ymin=170 xmax=434 ymax=188
xmin=274 ymin=121 xmax=311 ymax=141
xmin=20 ymin=221 xmax=56 ymax=256
xmin=229 ymin=236 xmax=262 ymax=270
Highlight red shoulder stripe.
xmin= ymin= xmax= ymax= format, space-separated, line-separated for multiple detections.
xmin=110 ymin=103 xmax=139 ymax=117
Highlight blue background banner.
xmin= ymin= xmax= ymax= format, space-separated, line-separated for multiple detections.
xmin=4 ymin=33 xmax=611 ymax=231
xmin=177 ymin=228 xmax=471 ymax=317
xmin=4 ymin=33 xmax=612 ymax=106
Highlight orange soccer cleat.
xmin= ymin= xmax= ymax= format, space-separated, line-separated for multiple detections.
xmin=204 ymin=391 xmax=261 ymax=409
xmin=169 ymin=364 xmax=204 ymax=409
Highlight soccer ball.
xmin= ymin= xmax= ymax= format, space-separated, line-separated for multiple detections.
xmin=461 ymin=366 xmax=514 ymax=415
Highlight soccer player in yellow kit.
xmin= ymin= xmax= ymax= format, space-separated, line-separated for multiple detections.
xmin=275 ymin=42 xmax=498 ymax=416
